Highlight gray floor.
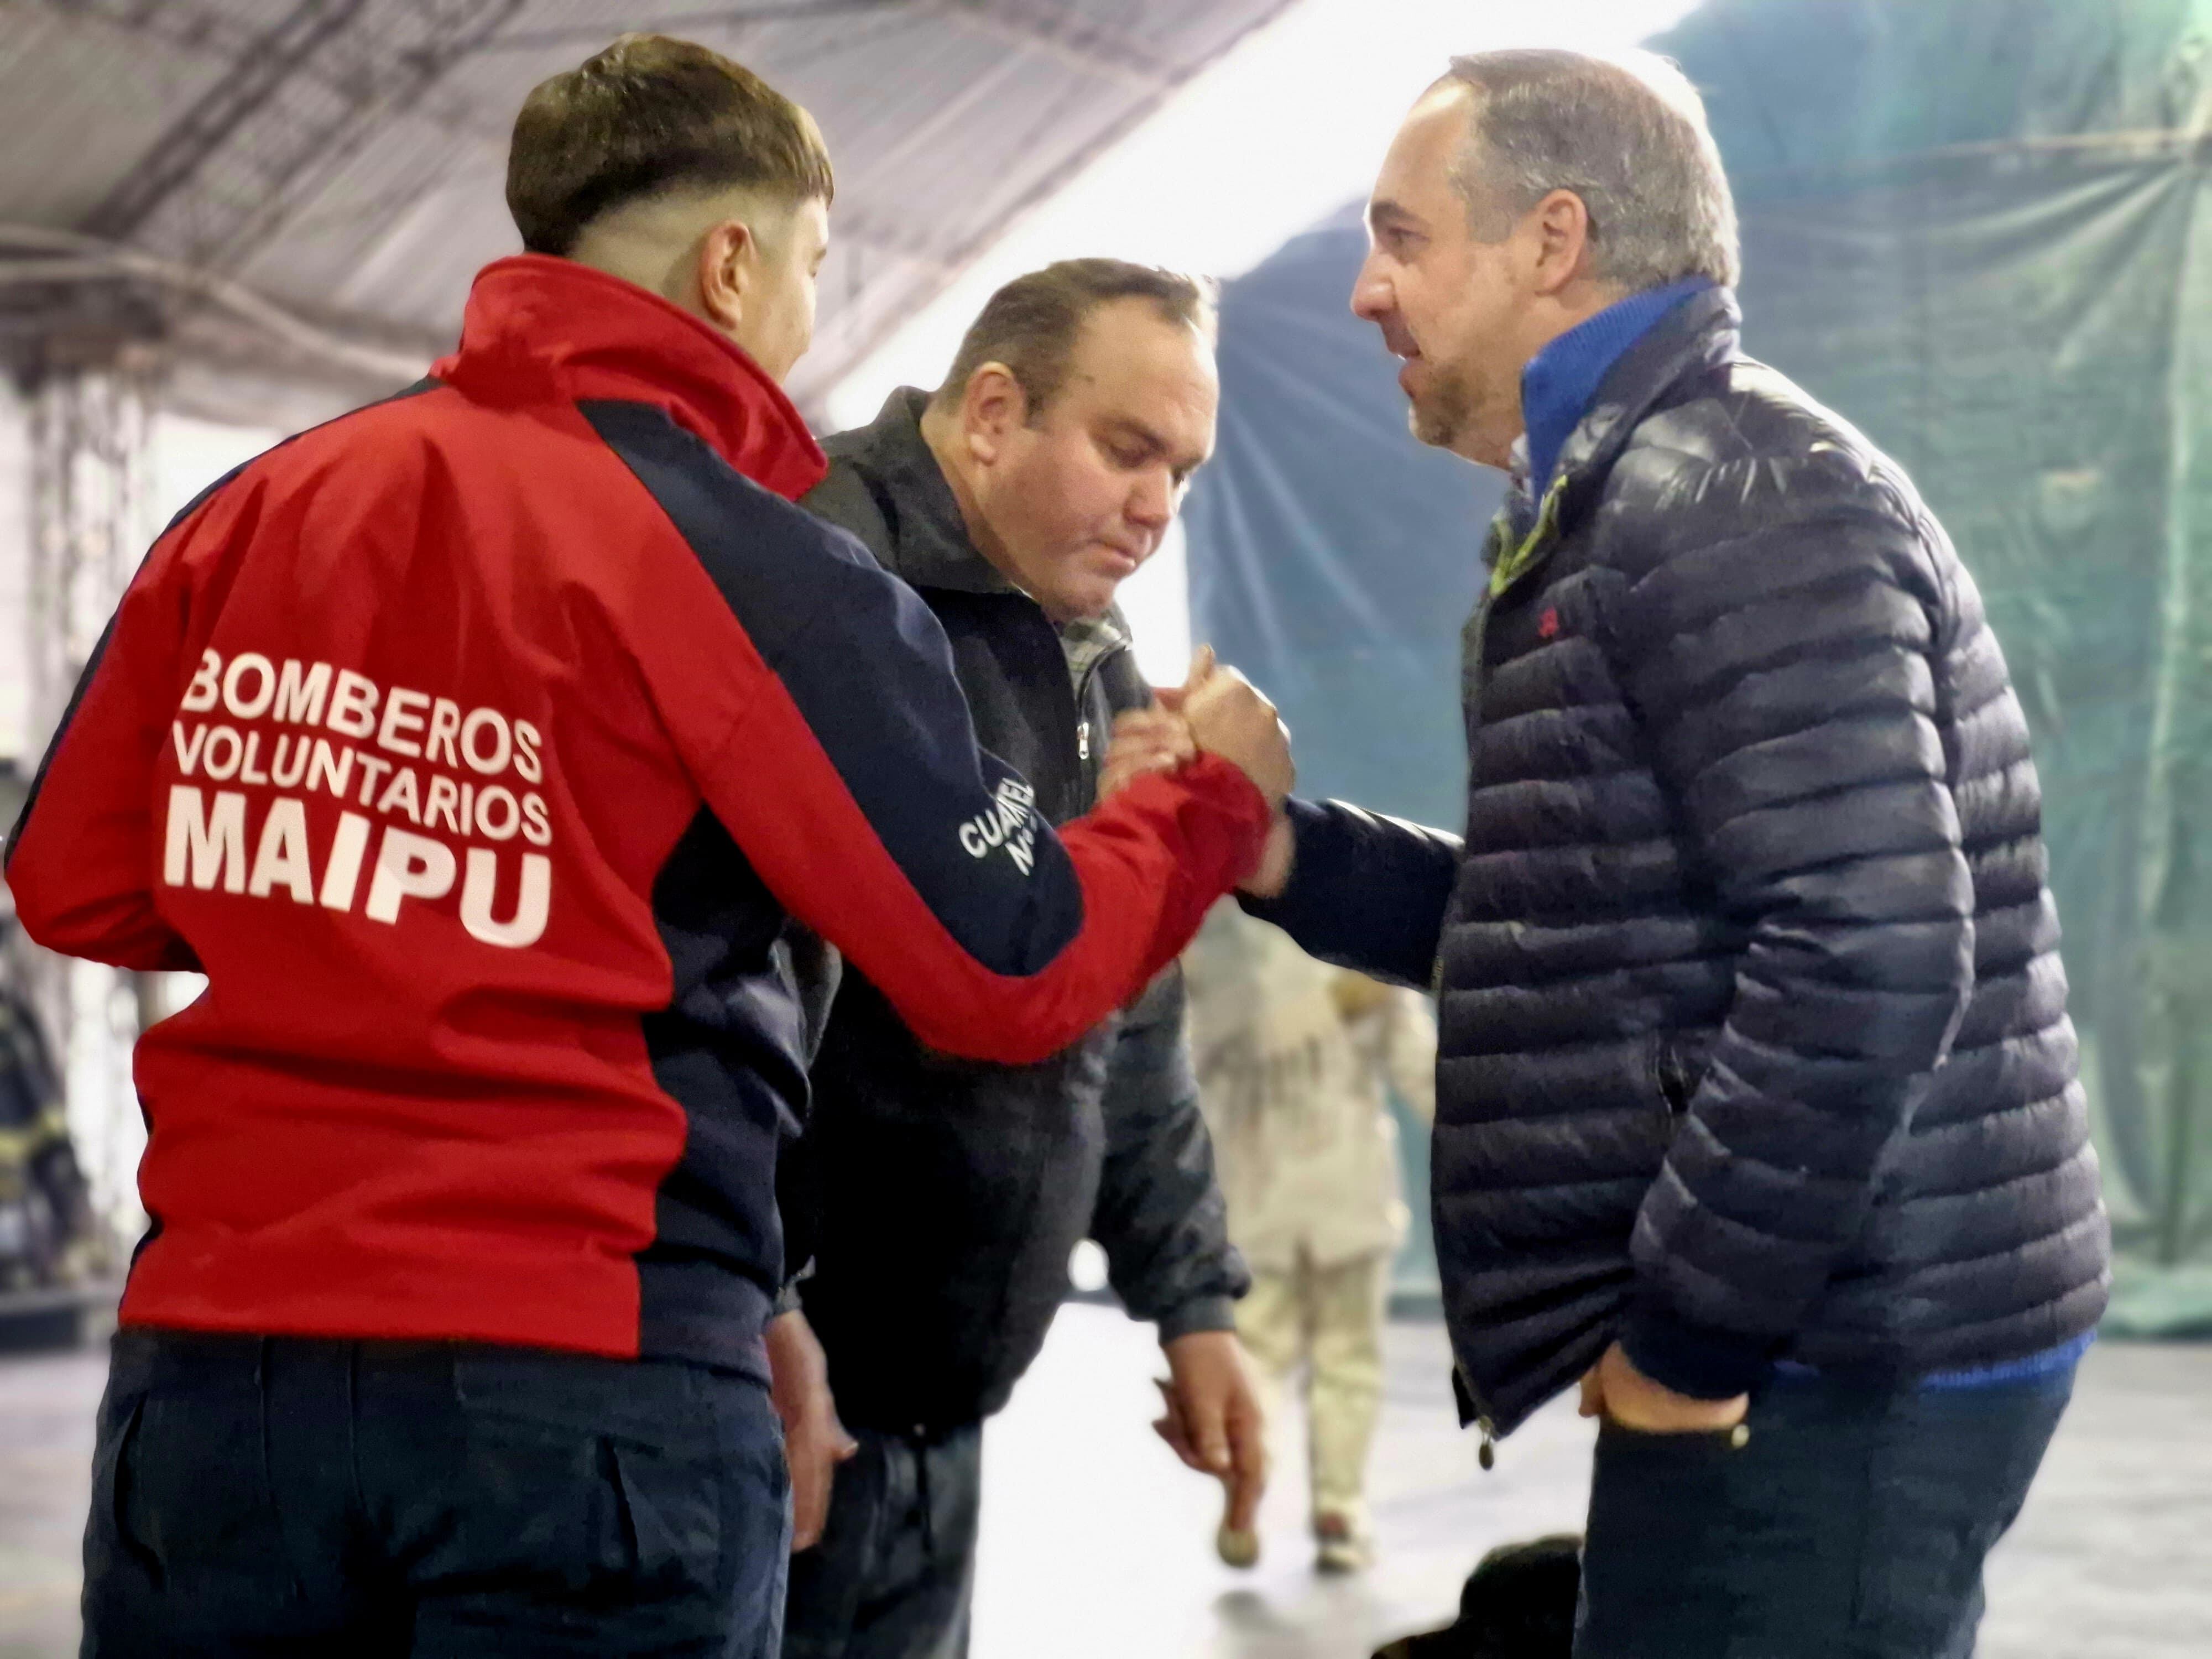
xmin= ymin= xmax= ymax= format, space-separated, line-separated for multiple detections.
xmin=1 ymin=1310 xmax=2206 ymax=1657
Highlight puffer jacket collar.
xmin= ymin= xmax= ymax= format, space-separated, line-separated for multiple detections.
xmin=1552 ymin=286 xmax=1744 ymax=529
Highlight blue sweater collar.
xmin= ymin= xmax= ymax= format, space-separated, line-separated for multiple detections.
xmin=1521 ymin=277 xmax=1714 ymax=495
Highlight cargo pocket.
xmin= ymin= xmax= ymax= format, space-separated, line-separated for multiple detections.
xmin=437 ymin=1411 xmax=636 ymax=1595
xmin=442 ymin=1358 xmax=725 ymax=1603
xmin=607 ymin=1436 xmax=724 ymax=1597
xmin=87 ymin=1391 xmax=158 ymax=1587
xmin=118 ymin=1388 xmax=288 ymax=1583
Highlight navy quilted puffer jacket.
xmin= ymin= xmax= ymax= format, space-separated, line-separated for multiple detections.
xmin=1250 ymin=288 xmax=2108 ymax=1438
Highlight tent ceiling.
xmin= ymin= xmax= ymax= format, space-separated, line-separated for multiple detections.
xmin=0 ymin=0 xmax=1295 ymax=421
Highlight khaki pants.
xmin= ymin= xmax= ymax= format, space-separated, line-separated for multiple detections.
xmin=1234 ymin=1248 xmax=1390 ymax=1532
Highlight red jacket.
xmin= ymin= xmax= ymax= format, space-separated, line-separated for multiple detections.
xmin=2 ymin=255 xmax=1267 ymax=1373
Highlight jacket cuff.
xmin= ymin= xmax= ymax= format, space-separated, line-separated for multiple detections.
xmin=771 ymin=1280 xmax=805 ymax=1320
xmin=1237 ymin=796 xmax=1325 ymax=926
xmin=1618 ymin=1303 xmax=1774 ymax=1401
xmin=1156 ymin=1295 xmax=1238 ymax=1345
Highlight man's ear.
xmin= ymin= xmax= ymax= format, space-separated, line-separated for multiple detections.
xmin=959 ymin=363 xmax=1029 ymax=466
xmin=697 ymin=217 xmax=758 ymax=333
xmin=1527 ymin=188 xmax=1594 ymax=298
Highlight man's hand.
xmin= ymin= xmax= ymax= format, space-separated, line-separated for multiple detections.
xmin=1099 ymin=707 xmax=1196 ymax=800
xmin=1154 ymin=1329 xmax=1268 ymax=1536
xmin=1577 ymin=1341 xmax=1749 ymax=1433
xmin=766 ymin=1309 xmax=859 ymax=1551
xmin=1165 ymin=648 xmax=1293 ymax=810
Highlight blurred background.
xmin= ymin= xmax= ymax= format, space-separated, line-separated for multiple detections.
xmin=2 ymin=2 xmax=2209 ymax=1655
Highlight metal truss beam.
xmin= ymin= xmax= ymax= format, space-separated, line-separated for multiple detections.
xmin=77 ymin=0 xmax=373 ymax=246
xmin=68 ymin=1 xmax=526 ymax=273
xmin=939 ymin=1 xmax=1175 ymax=92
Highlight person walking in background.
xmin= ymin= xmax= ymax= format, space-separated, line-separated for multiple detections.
xmin=1185 ymin=904 xmax=1436 ymax=1573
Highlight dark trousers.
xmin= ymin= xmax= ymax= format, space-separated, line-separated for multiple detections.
xmin=1575 ymin=1361 xmax=2075 ymax=1658
xmin=83 ymin=1328 xmax=791 ymax=1657
xmin=780 ymin=1422 xmax=982 ymax=1659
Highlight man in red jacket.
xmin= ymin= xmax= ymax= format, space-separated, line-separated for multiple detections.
xmin=2 ymin=35 xmax=1286 ymax=1657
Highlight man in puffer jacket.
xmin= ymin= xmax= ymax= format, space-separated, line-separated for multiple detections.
xmin=1235 ymin=47 xmax=2109 ymax=1659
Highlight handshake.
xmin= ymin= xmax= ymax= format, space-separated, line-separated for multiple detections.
xmin=1102 ymin=648 xmax=1297 ymax=895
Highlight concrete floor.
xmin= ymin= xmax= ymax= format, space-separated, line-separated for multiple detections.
xmin=1 ymin=1310 xmax=2206 ymax=1657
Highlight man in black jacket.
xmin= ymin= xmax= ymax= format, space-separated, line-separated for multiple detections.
xmin=1229 ymin=49 xmax=2108 ymax=1659
xmin=777 ymin=259 xmax=1265 ymax=1659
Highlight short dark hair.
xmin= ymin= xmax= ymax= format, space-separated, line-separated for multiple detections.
xmin=932 ymin=259 xmax=1218 ymax=418
xmin=507 ymin=34 xmax=835 ymax=258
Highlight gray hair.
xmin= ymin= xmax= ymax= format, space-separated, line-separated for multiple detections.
xmin=1443 ymin=48 xmax=1740 ymax=290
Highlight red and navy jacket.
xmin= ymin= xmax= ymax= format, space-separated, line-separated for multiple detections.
xmin=1 ymin=255 xmax=1269 ymax=1379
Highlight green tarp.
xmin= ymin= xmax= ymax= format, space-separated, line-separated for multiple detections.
xmin=1656 ymin=0 xmax=2212 ymax=1333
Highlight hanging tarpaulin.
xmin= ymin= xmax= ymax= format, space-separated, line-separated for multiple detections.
xmin=1659 ymin=0 xmax=2212 ymax=1335
xmin=1182 ymin=0 xmax=2212 ymax=1334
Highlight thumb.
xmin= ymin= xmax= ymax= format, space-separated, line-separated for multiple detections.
xmin=1182 ymin=644 xmax=1217 ymax=697
xmin=1578 ymin=1366 xmax=1605 ymax=1420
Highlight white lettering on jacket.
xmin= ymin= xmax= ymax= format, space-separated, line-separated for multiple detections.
xmin=163 ymin=649 xmax=556 ymax=950
xmin=957 ymin=777 xmax=1039 ymax=877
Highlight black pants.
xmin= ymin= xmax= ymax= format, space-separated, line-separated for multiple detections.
xmin=82 ymin=1329 xmax=790 ymax=1657
xmin=780 ymin=1422 xmax=982 ymax=1659
xmin=1575 ymin=1361 xmax=2076 ymax=1658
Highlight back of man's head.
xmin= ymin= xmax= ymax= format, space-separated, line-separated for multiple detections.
xmin=932 ymin=259 xmax=1218 ymax=421
xmin=1442 ymin=48 xmax=1739 ymax=291
xmin=507 ymin=34 xmax=834 ymax=258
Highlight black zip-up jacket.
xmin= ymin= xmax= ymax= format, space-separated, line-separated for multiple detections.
xmin=786 ymin=389 xmax=1248 ymax=1434
xmin=1251 ymin=289 xmax=2108 ymax=1437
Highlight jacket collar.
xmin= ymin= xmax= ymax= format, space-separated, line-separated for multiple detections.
xmin=1521 ymin=277 xmax=1714 ymax=494
xmin=825 ymin=388 xmax=1021 ymax=596
xmin=827 ymin=389 xmax=1139 ymax=651
xmin=1553 ymin=285 xmax=1743 ymax=520
xmin=1480 ymin=287 xmax=1741 ymax=599
xmin=434 ymin=254 xmax=827 ymax=502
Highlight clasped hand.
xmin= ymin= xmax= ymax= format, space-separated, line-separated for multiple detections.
xmin=1099 ymin=646 xmax=1293 ymax=812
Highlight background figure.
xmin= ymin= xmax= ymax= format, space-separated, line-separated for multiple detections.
xmin=0 ymin=909 xmax=101 ymax=1296
xmin=1185 ymin=904 xmax=1435 ymax=1572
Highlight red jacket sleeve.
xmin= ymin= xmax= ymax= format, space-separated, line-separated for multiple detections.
xmin=590 ymin=403 xmax=1270 ymax=1066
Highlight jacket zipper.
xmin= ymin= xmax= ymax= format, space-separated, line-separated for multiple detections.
xmin=1463 ymin=473 xmax=1568 ymax=735
xmin=1073 ymin=643 xmax=1125 ymax=800
xmin=1453 ymin=480 xmax=1568 ymax=1472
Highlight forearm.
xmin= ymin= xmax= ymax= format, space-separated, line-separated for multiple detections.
xmin=1239 ymin=797 xmax=1459 ymax=987
xmin=1092 ymin=968 xmax=1250 ymax=1331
